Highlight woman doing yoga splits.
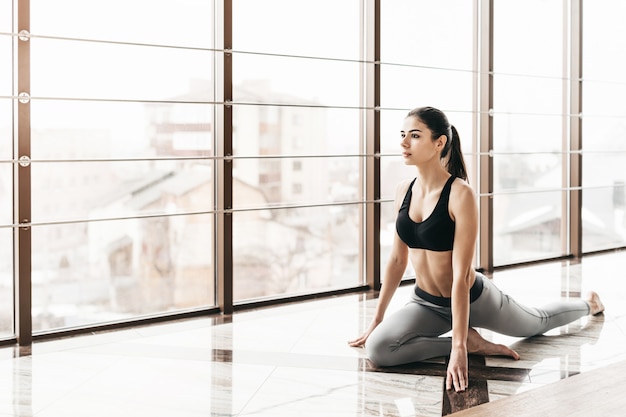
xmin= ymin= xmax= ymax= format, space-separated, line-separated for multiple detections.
xmin=348 ymin=106 xmax=604 ymax=393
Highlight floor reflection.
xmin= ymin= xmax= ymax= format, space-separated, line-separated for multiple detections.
xmin=0 ymin=251 xmax=624 ymax=416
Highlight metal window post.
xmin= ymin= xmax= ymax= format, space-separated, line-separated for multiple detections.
xmin=15 ymin=0 xmax=32 ymax=346
xmin=363 ymin=0 xmax=380 ymax=289
xmin=478 ymin=0 xmax=494 ymax=272
xmin=215 ymin=0 xmax=233 ymax=314
xmin=569 ymin=0 xmax=583 ymax=257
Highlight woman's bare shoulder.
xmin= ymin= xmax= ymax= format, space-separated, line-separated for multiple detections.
xmin=449 ymin=178 xmax=478 ymax=218
xmin=393 ymin=178 xmax=414 ymax=210
xmin=450 ymin=177 xmax=476 ymax=198
xmin=396 ymin=177 xmax=414 ymax=193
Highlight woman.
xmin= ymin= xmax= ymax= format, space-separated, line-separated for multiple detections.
xmin=348 ymin=106 xmax=604 ymax=393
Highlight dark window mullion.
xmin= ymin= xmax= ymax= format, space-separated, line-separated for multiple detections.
xmin=15 ymin=0 xmax=32 ymax=346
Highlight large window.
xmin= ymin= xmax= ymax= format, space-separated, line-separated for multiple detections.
xmin=3 ymin=1 xmax=626 ymax=342
xmin=231 ymin=0 xmax=363 ymax=301
xmin=28 ymin=0 xmax=216 ymax=333
xmin=380 ymin=0 xmax=475 ymax=276
xmin=582 ymin=0 xmax=626 ymax=252
xmin=492 ymin=0 xmax=568 ymax=265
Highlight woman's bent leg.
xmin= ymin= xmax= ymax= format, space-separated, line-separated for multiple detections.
xmin=366 ymin=297 xmax=452 ymax=367
xmin=470 ymin=275 xmax=591 ymax=337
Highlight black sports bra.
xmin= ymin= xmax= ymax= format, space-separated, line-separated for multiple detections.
xmin=396 ymin=176 xmax=456 ymax=251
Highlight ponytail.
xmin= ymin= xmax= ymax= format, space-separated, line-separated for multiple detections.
xmin=444 ymin=125 xmax=468 ymax=182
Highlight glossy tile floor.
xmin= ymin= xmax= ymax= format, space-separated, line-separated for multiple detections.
xmin=1 ymin=251 xmax=626 ymax=416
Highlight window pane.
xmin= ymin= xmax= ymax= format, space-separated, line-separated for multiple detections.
xmin=31 ymin=160 xmax=213 ymax=223
xmin=0 ymin=99 xmax=9 ymax=161
xmin=493 ymin=191 xmax=563 ymax=265
xmin=0 ymin=163 xmax=9 ymax=227
xmin=583 ymin=0 xmax=626 ymax=82
xmin=582 ymin=0 xmax=626 ymax=252
xmin=234 ymin=157 xmax=358 ymax=209
xmin=32 ymin=215 xmax=214 ymax=332
xmin=583 ymin=82 xmax=626 ymax=119
xmin=494 ymin=0 xmax=564 ymax=78
xmin=0 ymin=163 xmax=10 ymax=338
xmin=233 ymin=0 xmax=360 ymax=60
xmin=233 ymin=106 xmax=360 ymax=157
xmin=233 ymin=55 xmax=360 ymax=108
xmin=232 ymin=0 xmax=360 ymax=108
xmin=494 ymin=153 xmax=562 ymax=192
xmin=31 ymin=0 xmax=214 ymax=48
xmin=231 ymin=0 xmax=363 ymax=302
xmin=31 ymin=101 xmax=215 ymax=159
xmin=31 ymin=38 xmax=213 ymax=101
xmin=0 ymin=228 xmax=12 ymax=338
xmin=380 ymin=109 xmax=415 ymax=200
xmin=381 ymin=0 xmax=473 ymax=70
xmin=493 ymin=1 xmax=566 ymax=266
xmin=0 ymin=0 xmax=9 ymax=32
xmin=581 ymin=186 xmax=626 ymax=253
xmin=380 ymin=65 xmax=473 ymax=111
xmin=583 ymin=152 xmax=626 ymax=188
xmin=233 ymin=205 xmax=360 ymax=301
xmin=0 ymin=35 xmax=10 ymax=96
xmin=494 ymin=75 xmax=564 ymax=115
xmin=25 ymin=0 xmax=218 ymax=333
xmin=582 ymin=151 xmax=626 ymax=252
xmin=493 ymin=113 xmax=564 ymax=153
xmin=380 ymin=1 xmax=475 ymax=272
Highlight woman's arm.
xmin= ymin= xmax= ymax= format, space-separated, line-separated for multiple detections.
xmin=348 ymin=181 xmax=410 ymax=347
xmin=372 ymin=232 xmax=409 ymax=322
xmin=446 ymin=180 xmax=479 ymax=391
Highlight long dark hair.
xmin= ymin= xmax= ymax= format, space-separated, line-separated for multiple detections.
xmin=406 ymin=106 xmax=468 ymax=181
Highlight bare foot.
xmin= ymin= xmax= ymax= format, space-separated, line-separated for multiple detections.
xmin=586 ymin=291 xmax=605 ymax=316
xmin=467 ymin=328 xmax=520 ymax=360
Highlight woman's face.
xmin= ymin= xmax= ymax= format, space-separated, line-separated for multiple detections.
xmin=400 ymin=117 xmax=441 ymax=166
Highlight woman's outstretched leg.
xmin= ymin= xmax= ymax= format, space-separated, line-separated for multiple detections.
xmin=470 ymin=274 xmax=604 ymax=338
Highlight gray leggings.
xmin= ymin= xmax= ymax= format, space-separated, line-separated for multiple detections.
xmin=365 ymin=273 xmax=590 ymax=367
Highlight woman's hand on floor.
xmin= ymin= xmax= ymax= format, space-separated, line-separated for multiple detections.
xmin=446 ymin=346 xmax=469 ymax=392
xmin=348 ymin=319 xmax=381 ymax=347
